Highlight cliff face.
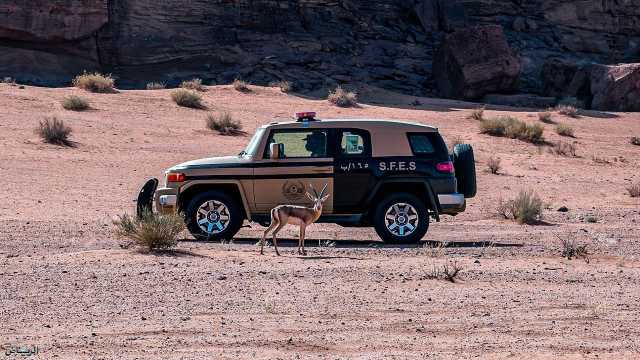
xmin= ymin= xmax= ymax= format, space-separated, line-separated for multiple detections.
xmin=1 ymin=0 xmax=639 ymax=98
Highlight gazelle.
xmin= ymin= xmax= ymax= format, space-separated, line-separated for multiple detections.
xmin=259 ymin=184 xmax=330 ymax=256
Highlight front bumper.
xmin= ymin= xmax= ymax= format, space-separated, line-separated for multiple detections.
xmin=438 ymin=193 xmax=466 ymax=215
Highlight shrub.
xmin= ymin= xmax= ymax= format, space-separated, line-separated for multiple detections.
xmin=328 ymin=86 xmax=358 ymax=107
xmin=233 ymin=78 xmax=251 ymax=92
xmin=205 ymin=112 xmax=244 ymax=136
xmin=557 ymin=234 xmax=589 ymax=262
xmin=555 ymin=123 xmax=575 ymax=137
xmin=470 ymin=107 xmax=485 ymax=121
xmin=171 ymin=89 xmax=204 ymax=109
xmin=497 ymin=189 xmax=543 ymax=224
xmin=555 ymin=104 xmax=579 ymax=117
xmin=424 ymin=261 xmax=462 ymax=283
xmin=487 ymin=156 xmax=501 ymax=174
xmin=61 ymin=95 xmax=90 ymax=111
xmin=36 ymin=116 xmax=72 ymax=146
xmin=270 ymin=80 xmax=292 ymax=93
xmin=631 ymin=136 xmax=640 ymax=146
xmin=479 ymin=116 xmax=544 ymax=143
xmin=146 ymin=82 xmax=166 ymax=90
xmin=627 ymin=182 xmax=640 ymax=197
xmin=538 ymin=111 xmax=554 ymax=124
xmin=2 ymin=77 xmax=16 ymax=85
xmin=72 ymin=72 xmax=114 ymax=93
xmin=114 ymin=212 xmax=185 ymax=252
xmin=180 ymin=78 xmax=205 ymax=91
xmin=549 ymin=140 xmax=577 ymax=157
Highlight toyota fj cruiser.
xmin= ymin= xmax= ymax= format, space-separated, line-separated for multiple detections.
xmin=139 ymin=112 xmax=476 ymax=244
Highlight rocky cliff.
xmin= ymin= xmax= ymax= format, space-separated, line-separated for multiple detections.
xmin=2 ymin=0 xmax=640 ymax=107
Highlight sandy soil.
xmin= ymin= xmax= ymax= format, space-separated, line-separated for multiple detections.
xmin=1 ymin=83 xmax=639 ymax=359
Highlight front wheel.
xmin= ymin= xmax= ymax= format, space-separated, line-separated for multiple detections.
xmin=373 ymin=193 xmax=429 ymax=244
xmin=185 ymin=191 xmax=244 ymax=241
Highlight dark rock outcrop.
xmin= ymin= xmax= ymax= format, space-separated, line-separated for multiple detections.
xmin=582 ymin=64 xmax=640 ymax=112
xmin=1 ymin=0 xmax=640 ymax=105
xmin=433 ymin=25 xmax=520 ymax=100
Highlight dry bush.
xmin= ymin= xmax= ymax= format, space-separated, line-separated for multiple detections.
xmin=61 ymin=95 xmax=90 ymax=111
xmin=538 ymin=111 xmax=554 ymax=124
xmin=36 ymin=116 xmax=73 ymax=146
xmin=631 ymin=136 xmax=640 ymax=146
xmin=180 ymin=78 xmax=205 ymax=91
xmin=171 ymin=89 xmax=204 ymax=109
xmin=2 ymin=77 xmax=16 ymax=85
xmin=557 ymin=234 xmax=589 ymax=262
xmin=270 ymin=80 xmax=292 ymax=93
xmin=233 ymin=78 xmax=251 ymax=92
xmin=425 ymin=261 xmax=463 ymax=283
xmin=146 ymin=82 xmax=166 ymax=90
xmin=555 ymin=123 xmax=575 ymax=137
xmin=328 ymin=86 xmax=358 ymax=107
xmin=592 ymin=155 xmax=610 ymax=164
xmin=549 ymin=140 xmax=577 ymax=157
xmin=470 ymin=107 xmax=485 ymax=121
xmin=114 ymin=212 xmax=185 ymax=252
xmin=421 ymin=241 xmax=449 ymax=257
xmin=72 ymin=72 xmax=115 ymax=93
xmin=205 ymin=112 xmax=244 ymax=136
xmin=479 ymin=116 xmax=544 ymax=144
xmin=487 ymin=156 xmax=501 ymax=174
xmin=627 ymin=182 xmax=640 ymax=197
xmin=555 ymin=104 xmax=579 ymax=117
xmin=497 ymin=189 xmax=543 ymax=224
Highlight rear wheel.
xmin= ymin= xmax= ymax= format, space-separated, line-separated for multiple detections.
xmin=185 ymin=190 xmax=244 ymax=241
xmin=373 ymin=193 xmax=429 ymax=244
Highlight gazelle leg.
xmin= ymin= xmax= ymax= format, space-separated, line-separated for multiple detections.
xmin=271 ymin=222 xmax=286 ymax=256
xmin=260 ymin=220 xmax=277 ymax=255
xmin=299 ymin=224 xmax=307 ymax=256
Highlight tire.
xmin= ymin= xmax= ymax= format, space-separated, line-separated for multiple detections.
xmin=452 ymin=144 xmax=477 ymax=198
xmin=373 ymin=192 xmax=429 ymax=244
xmin=185 ymin=190 xmax=244 ymax=241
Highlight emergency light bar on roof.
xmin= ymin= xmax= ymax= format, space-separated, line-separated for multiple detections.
xmin=295 ymin=111 xmax=317 ymax=122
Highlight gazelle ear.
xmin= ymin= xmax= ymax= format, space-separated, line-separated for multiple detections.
xmin=306 ymin=192 xmax=315 ymax=201
xmin=320 ymin=194 xmax=330 ymax=202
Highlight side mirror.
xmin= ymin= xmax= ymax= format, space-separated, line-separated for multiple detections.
xmin=269 ymin=143 xmax=284 ymax=159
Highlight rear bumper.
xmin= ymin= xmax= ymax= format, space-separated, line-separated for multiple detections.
xmin=154 ymin=187 xmax=178 ymax=214
xmin=438 ymin=193 xmax=466 ymax=215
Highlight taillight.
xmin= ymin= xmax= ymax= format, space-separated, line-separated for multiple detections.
xmin=166 ymin=172 xmax=186 ymax=182
xmin=436 ymin=161 xmax=454 ymax=173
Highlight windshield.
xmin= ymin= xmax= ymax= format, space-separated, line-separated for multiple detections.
xmin=240 ymin=128 xmax=265 ymax=156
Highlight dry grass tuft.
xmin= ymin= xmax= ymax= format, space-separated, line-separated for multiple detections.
xmin=555 ymin=123 xmax=575 ymax=137
xmin=627 ymin=182 xmax=640 ymax=197
xmin=328 ymin=86 xmax=358 ymax=107
xmin=72 ymin=72 xmax=115 ymax=93
xmin=61 ymin=95 xmax=90 ymax=111
xmin=205 ymin=112 xmax=244 ymax=136
xmin=487 ymin=156 xmax=501 ymax=174
xmin=555 ymin=104 xmax=579 ymax=117
xmin=538 ymin=111 xmax=554 ymax=124
xmin=549 ymin=140 xmax=577 ymax=157
xmin=233 ymin=79 xmax=251 ymax=92
xmin=424 ymin=261 xmax=463 ymax=283
xmin=470 ymin=107 xmax=485 ymax=121
xmin=270 ymin=80 xmax=292 ymax=93
xmin=146 ymin=82 xmax=166 ymax=90
xmin=479 ymin=116 xmax=544 ymax=144
xmin=114 ymin=212 xmax=185 ymax=252
xmin=171 ymin=89 xmax=204 ymax=109
xmin=36 ymin=116 xmax=73 ymax=146
xmin=497 ymin=189 xmax=543 ymax=225
xmin=180 ymin=78 xmax=205 ymax=92
xmin=557 ymin=233 xmax=589 ymax=262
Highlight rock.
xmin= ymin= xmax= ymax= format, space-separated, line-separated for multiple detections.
xmin=557 ymin=206 xmax=569 ymax=212
xmin=483 ymin=94 xmax=556 ymax=109
xmin=433 ymin=25 xmax=521 ymax=100
xmin=589 ymin=63 xmax=640 ymax=112
xmin=542 ymin=59 xmax=580 ymax=98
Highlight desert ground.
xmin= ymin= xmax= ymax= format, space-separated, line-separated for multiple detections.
xmin=1 ymin=82 xmax=640 ymax=359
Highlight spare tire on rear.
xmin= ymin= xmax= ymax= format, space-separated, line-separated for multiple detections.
xmin=452 ymin=144 xmax=477 ymax=198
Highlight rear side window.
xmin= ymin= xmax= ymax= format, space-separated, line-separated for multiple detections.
xmin=407 ymin=133 xmax=447 ymax=156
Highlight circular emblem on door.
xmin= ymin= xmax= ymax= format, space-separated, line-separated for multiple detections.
xmin=282 ymin=180 xmax=305 ymax=201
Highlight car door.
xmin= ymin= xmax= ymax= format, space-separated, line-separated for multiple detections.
xmin=332 ymin=129 xmax=375 ymax=214
xmin=252 ymin=128 xmax=334 ymax=214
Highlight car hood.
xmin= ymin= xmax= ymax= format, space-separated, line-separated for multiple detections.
xmin=168 ymin=156 xmax=252 ymax=171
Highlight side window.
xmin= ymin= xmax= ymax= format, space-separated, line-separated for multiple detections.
xmin=337 ymin=129 xmax=371 ymax=157
xmin=264 ymin=129 xmax=328 ymax=158
xmin=408 ymin=133 xmax=436 ymax=155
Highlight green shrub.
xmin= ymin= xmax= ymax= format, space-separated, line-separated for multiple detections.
xmin=328 ymin=86 xmax=358 ymax=107
xmin=205 ymin=112 xmax=244 ymax=136
xmin=171 ymin=89 xmax=204 ymax=109
xmin=555 ymin=123 xmax=575 ymax=137
xmin=479 ymin=116 xmax=544 ymax=143
xmin=497 ymin=189 xmax=543 ymax=224
xmin=61 ymin=95 xmax=90 ymax=111
xmin=72 ymin=72 xmax=115 ymax=93
xmin=233 ymin=79 xmax=251 ymax=92
xmin=114 ymin=212 xmax=185 ymax=252
xmin=146 ymin=82 xmax=166 ymax=90
xmin=36 ymin=116 xmax=72 ymax=146
xmin=180 ymin=78 xmax=205 ymax=91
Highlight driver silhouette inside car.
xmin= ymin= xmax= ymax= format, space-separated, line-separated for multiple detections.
xmin=304 ymin=131 xmax=327 ymax=158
